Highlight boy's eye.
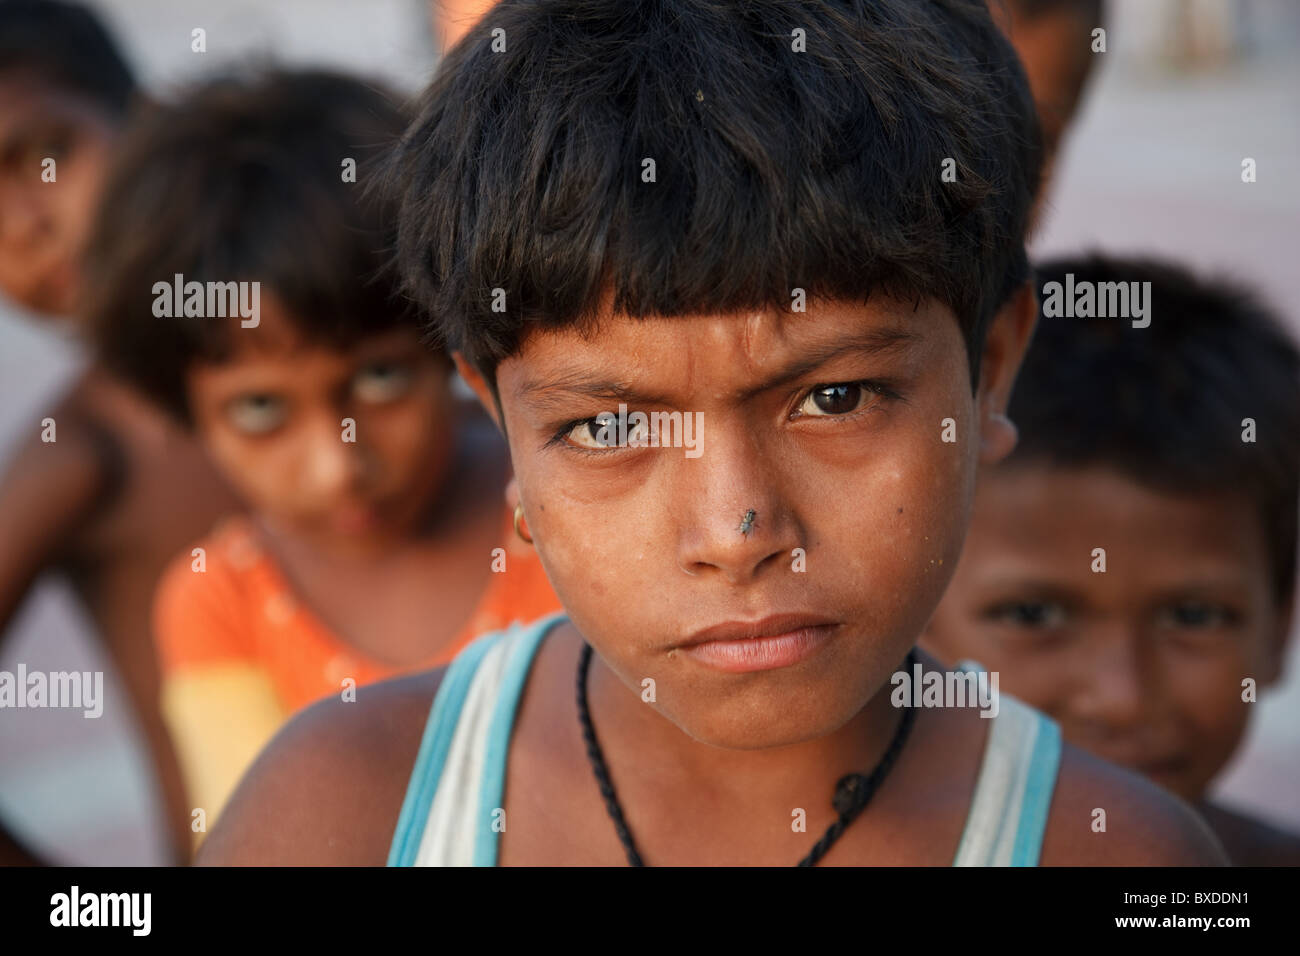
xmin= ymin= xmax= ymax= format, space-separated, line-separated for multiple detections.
xmin=565 ymin=411 xmax=650 ymax=449
xmin=23 ymin=130 xmax=74 ymax=165
xmin=352 ymin=362 xmax=414 ymax=404
xmin=225 ymin=394 xmax=288 ymax=435
xmin=987 ymin=600 xmax=1068 ymax=630
xmin=796 ymin=382 xmax=884 ymax=417
xmin=1156 ymin=602 xmax=1237 ymax=631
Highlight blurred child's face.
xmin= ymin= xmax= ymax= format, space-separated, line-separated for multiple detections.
xmin=924 ymin=465 xmax=1290 ymax=802
xmin=468 ymin=293 xmax=1034 ymax=749
xmin=187 ymin=297 xmax=456 ymax=556
xmin=0 ymin=73 xmax=116 ymax=316
xmin=993 ymin=6 xmax=1097 ymax=218
xmin=429 ymin=0 xmax=498 ymax=48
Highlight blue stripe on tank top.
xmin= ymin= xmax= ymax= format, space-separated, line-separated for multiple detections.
xmin=1009 ymin=713 xmax=1062 ymax=866
xmin=472 ymin=612 xmax=567 ymax=866
xmin=386 ymin=629 xmax=504 ymax=867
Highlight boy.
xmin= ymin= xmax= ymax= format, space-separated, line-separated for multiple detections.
xmin=428 ymin=0 xmax=499 ymax=48
xmin=202 ymin=0 xmax=1223 ymax=866
xmin=924 ymin=254 xmax=1300 ymax=865
xmin=0 ymin=0 xmax=238 ymax=863
xmin=86 ymin=69 xmax=560 ymax=840
xmin=991 ymin=0 xmax=1105 ymax=222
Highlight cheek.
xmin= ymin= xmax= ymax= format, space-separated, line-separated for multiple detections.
xmin=830 ymin=410 xmax=977 ymax=617
xmin=922 ymin=571 xmax=996 ymax=665
xmin=361 ymin=396 xmax=449 ymax=479
xmin=519 ymin=469 xmax=643 ymax=618
xmin=197 ymin=425 xmax=293 ymax=511
xmin=1167 ymin=649 xmax=1254 ymax=735
xmin=54 ymin=144 xmax=110 ymax=243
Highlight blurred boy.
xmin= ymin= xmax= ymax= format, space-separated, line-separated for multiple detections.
xmin=428 ymin=0 xmax=498 ymax=49
xmin=991 ymin=0 xmax=1105 ymax=225
xmin=202 ymin=0 xmax=1222 ymax=867
xmin=87 ymin=69 xmax=560 ymax=840
xmin=925 ymin=254 xmax=1300 ymax=865
xmin=0 ymin=0 xmax=238 ymax=863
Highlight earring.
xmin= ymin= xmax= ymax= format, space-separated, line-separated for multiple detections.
xmin=513 ymin=502 xmax=534 ymax=544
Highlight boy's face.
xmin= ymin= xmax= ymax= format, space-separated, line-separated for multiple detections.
xmin=992 ymin=5 xmax=1097 ymax=221
xmin=0 ymin=73 xmax=116 ymax=316
xmin=924 ymin=464 xmax=1290 ymax=802
xmin=465 ymin=292 xmax=1035 ymax=749
xmin=429 ymin=0 xmax=498 ymax=48
xmin=187 ymin=297 xmax=457 ymax=557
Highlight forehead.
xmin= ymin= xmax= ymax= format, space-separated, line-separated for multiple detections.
xmin=500 ymin=296 xmax=960 ymax=402
xmin=965 ymin=464 xmax=1271 ymax=591
xmin=192 ymin=295 xmax=423 ymax=379
xmin=0 ymin=71 xmax=113 ymax=150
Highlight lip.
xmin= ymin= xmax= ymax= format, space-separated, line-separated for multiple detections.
xmin=676 ymin=614 xmax=840 ymax=673
xmin=331 ymin=502 xmax=383 ymax=534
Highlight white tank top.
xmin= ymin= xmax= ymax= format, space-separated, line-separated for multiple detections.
xmin=388 ymin=614 xmax=1062 ymax=866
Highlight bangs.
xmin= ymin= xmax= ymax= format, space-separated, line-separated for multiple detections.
xmin=392 ymin=0 xmax=1040 ymax=383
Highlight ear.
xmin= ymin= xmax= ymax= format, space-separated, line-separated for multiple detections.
xmin=453 ymin=352 xmax=503 ymax=432
xmin=976 ymin=281 xmax=1038 ymax=465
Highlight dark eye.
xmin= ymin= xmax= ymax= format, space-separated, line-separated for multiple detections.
xmin=226 ymin=394 xmax=288 ymax=435
xmin=988 ymin=601 xmax=1067 ymax=629
xmin=1158 ymin=602 xmax=1235 ymax=630
xmin=24 ymin=128 xmax=75 ymax=165
xmin=353 ymin=362 xmax=413 ymax=404
xmin=799 ymin=383 xmax=870 ymax=417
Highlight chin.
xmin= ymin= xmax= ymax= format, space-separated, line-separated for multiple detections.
xmin=661 ymin=687 xmax=860 ymax=752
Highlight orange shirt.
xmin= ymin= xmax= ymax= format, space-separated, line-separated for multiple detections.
xmin=155 ymin=510 xmax=560 ymax=713
xmin=152 ymin=508 xmax=560 ymax=834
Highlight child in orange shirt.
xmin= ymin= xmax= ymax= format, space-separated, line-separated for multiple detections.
xmin=85 ymin=69 xmax=560 ymax=839
xmin=0 ymin=0 xmax=239 ymax=863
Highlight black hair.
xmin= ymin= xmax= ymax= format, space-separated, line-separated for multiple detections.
xmin=0 ymin=0 xmax=136 ymax=116
xmin=86 ymin=68 xmax=416 ymax=422
xmin=1011 ymin=253 xmax=1300 ymax=601
xmin=391 ymin=0 xmax=1041 ymax=388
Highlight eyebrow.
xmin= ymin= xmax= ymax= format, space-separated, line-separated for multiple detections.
xmin=517 ymin=326 xmax=922 ymax=410
xmin=974 ymin=579 xmax=1085 ymax=605
xmin=975 ymin=575 xmax=1253 ymax=603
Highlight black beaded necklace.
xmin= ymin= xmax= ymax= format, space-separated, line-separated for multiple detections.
xmin=576 ymin=643 xmax=918 ymax=866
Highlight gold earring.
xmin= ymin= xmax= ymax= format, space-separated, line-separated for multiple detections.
xmin=513 ymin=502 xmax=534 ymax=544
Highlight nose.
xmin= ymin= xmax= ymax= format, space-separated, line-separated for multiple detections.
xmin=673 ymin=424 xmax=800 ymax=584
xmin=298 ymin=411 xmax=368 ymax=501
xmin=1066 ymin=623 xmax=1150 ymax=743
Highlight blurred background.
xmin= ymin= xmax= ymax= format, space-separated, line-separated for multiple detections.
xmin=0 ymin=0 xmax=1297 ymax=862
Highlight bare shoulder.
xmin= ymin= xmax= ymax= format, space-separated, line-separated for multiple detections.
xmin=1198 ymin=801 xmax=1300 ymax=866
xmin=197 ymin=667 xmax=446 ymax=866
xmin=1040 ymin=743 xmax=1228 ymax=866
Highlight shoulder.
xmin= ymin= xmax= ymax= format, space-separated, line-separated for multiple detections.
xmin=1040 ymin=742 xmax=1228 ymax=866
xmin=1198 ymin=801 xmax=1300 ymax=866
xmin=0 ymin=413 xmax=116 ymax=516
xmin=0 ymin=414 xmax=122 ymax=569
xmin=197 ymin=666 xmax=447 ymax=865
